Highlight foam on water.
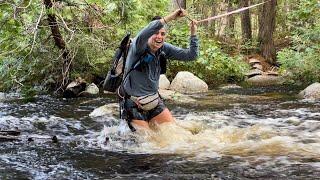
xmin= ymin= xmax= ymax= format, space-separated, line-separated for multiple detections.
xmin=1 ymin=91 xmax=320 ymax=178
xmin=94 ymin=110 xmax=320 ymax=161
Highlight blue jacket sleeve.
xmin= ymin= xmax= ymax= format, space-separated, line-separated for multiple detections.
xmin=163 ymin=35 xmax=199 ymax=61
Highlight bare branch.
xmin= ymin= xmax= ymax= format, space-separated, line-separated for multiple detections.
xmin=56 ymin=13 xmax=75 ymax=43
xmin=24 ymin=3 xmax=45 ymax=58
xmin=15 ymin=0 xmax=33 ymax=9
xmin=55 ymin=47 xmax=77 ymax=93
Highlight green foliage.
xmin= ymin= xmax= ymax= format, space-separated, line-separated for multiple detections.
xmin=0 ymin=0 xmax=253 ymax=92
xmin=8 ymin=0 xmax=319 ymax=92
xmin=167 ymin=20 xmax=190 ymax=48
xmin=277 ymin=0 xmax=320 ymax=84
xmin=0 ymin=47 xmax=61 ymax=92
xmin=278 ymin=47 xmax=320 ymax=84
xmin=196 ymin=43 xmax=249 ymax=84
xmin=21 ymin=85 xmax=37 ymax=103
xmin=0 ymin=0 xmax=173 ymax=93
xmin=166 ymin=38 xmax=249 ymax=86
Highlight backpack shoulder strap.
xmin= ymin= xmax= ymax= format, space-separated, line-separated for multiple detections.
xmin=159 ymin=49 xmax=167 ymax=74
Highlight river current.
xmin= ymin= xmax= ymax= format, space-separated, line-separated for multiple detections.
xmin=0 ymin=86 xmax=319 ymax=179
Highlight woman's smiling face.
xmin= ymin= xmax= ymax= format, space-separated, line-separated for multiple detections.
xmin=148 ymin=28 xmax=167 ymax=53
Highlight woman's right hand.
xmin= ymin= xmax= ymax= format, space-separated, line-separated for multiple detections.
xmin=165 ymin=9 xmax=187 ymax=22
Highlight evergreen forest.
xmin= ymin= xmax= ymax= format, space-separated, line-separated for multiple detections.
xmin=0 ymin=0 xmax=319 ymax=95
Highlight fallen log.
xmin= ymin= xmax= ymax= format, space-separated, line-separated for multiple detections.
xmin=0 ymin=130 xmax=21 ymax=136
xmin=0 ymin=135 xmax=20 ymax=142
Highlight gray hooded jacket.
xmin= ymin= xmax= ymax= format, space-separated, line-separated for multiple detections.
xmin=123 ymin=20 xmax=199 ymax=97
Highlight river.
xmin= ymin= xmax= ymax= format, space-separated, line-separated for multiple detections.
xmin=0 ymin=86 xmax=319 ymax=179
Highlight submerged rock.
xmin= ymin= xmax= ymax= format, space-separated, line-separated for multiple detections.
xmin=219 ymin=84 xmax=242 ymax=90
xmin=246 ymin=75 xmax=284 ymax=86
xmin=159 ymin=89 xmax=196 ymax=103
xmin=0 ymin=92 xmax=5 ymax=101
xmin=298 ymin=82 xmax=320 ymax=100
xmin=89 ymin=103 xmax=119 ymax=118
xmin=52 ymin=135 xmax=58 ymax=143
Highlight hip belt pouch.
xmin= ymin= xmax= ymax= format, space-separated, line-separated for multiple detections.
xmin=130 ymin=93 xmax=160 ymax=111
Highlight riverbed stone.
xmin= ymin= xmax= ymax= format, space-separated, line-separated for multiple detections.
xmin=63 ymin=78 xmax=87 ymax=98
xmin=159 ymin=89 xmax=175 ymax=100
xmin=246 ymin=75 xmax=284 ymax=86
xmin=285 ymin=117 xmax=302 ymax=126
xmin=159 ymin=89 xmax=196 ymax=103
xmin=86 ymin=83 xmax=99 ymax=94
xmin=298 ymin=82 xmax=320 ymax=100
xmin=249 ymin=58 xmax=261 ymax=65
xmin=0 ymin=93 xmax=5 ymax=101
xmin=79 ymin=83 xmax=99 ymax=97
xmin=246 ymin=69 xmax=263 ymax=78
xmin=219 ymin=84 xmax=242 ymax=90
xmin=252 ymin=63 xmax=263 ymax=70
xmin=159 ymin=75 xmax=170 ymax=90
xmin=170 ymin=71 xmax=208 ymax=94
xmin=89 ymin=103 xmax=119 ymax=117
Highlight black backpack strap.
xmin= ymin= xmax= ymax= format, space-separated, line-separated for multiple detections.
xmin=121 ymin=48 xmax=146 ymax=89
xmin=159 ymin=50 xmax=167 ymax=74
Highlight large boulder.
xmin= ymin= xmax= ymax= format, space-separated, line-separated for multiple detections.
xmin=79 ymin=83 xmax=99 ymax=97
xmin=298 ymin=82 xmax=320 ymax=100
xmin=159 ymin=74 xmax=170 ymax=90
xmin=169 ymin=71 xmax=208 ymax=94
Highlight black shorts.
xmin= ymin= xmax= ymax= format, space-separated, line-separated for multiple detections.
xmin=123 ymin=98 xmax=166 ymax=122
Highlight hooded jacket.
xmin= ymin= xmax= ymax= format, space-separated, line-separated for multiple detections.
xmin=123 ymin=20 xmax=199 ymax=97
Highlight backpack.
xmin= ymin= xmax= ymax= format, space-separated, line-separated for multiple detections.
xmin=103 ymin=33 xmax=167 ymax=92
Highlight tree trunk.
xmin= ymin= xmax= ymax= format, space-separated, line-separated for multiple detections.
xmin=44 ymin=0 xmax=71 ymax=90
xmin=240 ymin=0 xmax=252 ymax=43
xmin=258 ymin=0 xmax=277 ymax=65
xmin=172 ymin=0 xmax=186 ymax=9
xmin=209 ymin=2 xmax=217 ymax=35
xmin=226 ymin=0 xmax=235 ymax=38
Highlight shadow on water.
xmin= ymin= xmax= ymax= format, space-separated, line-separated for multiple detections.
xmin=0 ymin=86 xmax=320 ymax=179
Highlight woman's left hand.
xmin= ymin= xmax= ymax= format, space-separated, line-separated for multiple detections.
xmin=190 ymin=20 xmax=198 ymax=36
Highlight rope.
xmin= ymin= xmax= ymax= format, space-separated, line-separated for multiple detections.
xmin=176 ymin=1 xmax=270 ymax=23
xmin=197 ymin=1 xmax=268 ymax=23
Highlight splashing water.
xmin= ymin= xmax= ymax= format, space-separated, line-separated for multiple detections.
xmin=97 ymin=113 xmax=320 ymax=161
xmin=1 ymin=87 xmax=320 ymax=179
